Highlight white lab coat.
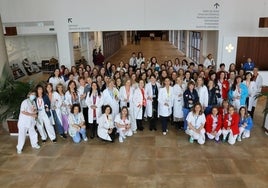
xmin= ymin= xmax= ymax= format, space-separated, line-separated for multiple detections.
xmin=119 ymin=86 xmax=134 ymax=108
xmin=253 ymin=74 xmax=263 ymax=107
xmin=158 ymin=86 xmax=174 ymax=117
xmin=17 ymin=99 xmax=38 ymax=151
xmin=97 ymin=114 xmax=114 ymax=141
xmin=49 ymin=76 xmax=65 ymax=90
xmin=114 ymin=114 xmax=133 ymax=138
xmin=85 ymin=93 xmax=103 ymax=124
xmin=50 ymin=91 xmax=63 ymax=125
xmin=145 ymin=82 xmax=160 ymax=117
xmin=196 ymin=85 xmax=208 ymax=108
xmin=102 ymin=88 xmax=120 ymax=120
xmin=77 ymin=86 xmax=87 ymax=108
xmin=132 ymin=87 xmax=146 ymax=120
xmin=243 ymin=81 xmax=257 ymax=111
xmin=64 ymin=90 xmax=80 ymax=109
xmin=173 ymin=83 xmax=186 ymax=119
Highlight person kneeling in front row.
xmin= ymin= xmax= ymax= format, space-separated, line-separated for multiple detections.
xmin=115 ymin=106 xmax=133 ymax=143
xmin=97 ymin=105 xmax=117 ymax=142
xmin=68 ymin=104 xmax=88 ymax=143
xmin=185 ymin=102 xmax=206 ymax=144
xmin=16 ymin=91 xmax=40 ymax=154
xmin=205 ymin=106 xmax=222 ymax=143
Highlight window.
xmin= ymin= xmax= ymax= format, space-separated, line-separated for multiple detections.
xmin=179 ymin=30 xmax=186 ymax=53
xmin=189 ymin=31 xmax=201 ymax=64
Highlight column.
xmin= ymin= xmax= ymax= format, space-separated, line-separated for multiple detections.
xmin=123 ymin=31 xmax=127 ymax=46
xmin=0 ymin=15 xmax=12 ymax=84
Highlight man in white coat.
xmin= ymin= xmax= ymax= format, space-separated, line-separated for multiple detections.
xmin=158 ymin=77 xmax=174 ymax=135
xmin=145 ymin=75 xmax=160 ymax=131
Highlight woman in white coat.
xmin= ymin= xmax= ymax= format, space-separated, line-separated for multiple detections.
xmin=243 ymin=72 xmax=257 ymax=118
xmin=119 ymin=79 xmax=136 ymax=133
xmin=85 ymin=82 xmax=103 ymax=139
xmin=158 ymin=77 xmax=174 ymax=135
xmin=35 ymin=85 xmax=57 ymax=143
xmin=173 ymin=76 xmax=186 ymax=130
xmin=196 ymin=76 xmax=208 ymax=112
xmin=68 ymin=104 xmax=88 ymax=143
xmin=102 ymin=79 xmax=120 ymax=120
xmin=186 ymin=102 xmax=206 ymax=144
xmin=16 ymin=91 xmax=40 ymax=154
xmin=133 ymin=79 xmax=147 ymax=131
xmin=115 ymin=106 xmax=133 ymax=143
xmin=97 ymin=105 xmax=117 ymax=142
xmin=65 ymin=80 xmax=80 ymax=113
xmin=145 ymin=75 xmax=160 ymax=131
xmin=49 ymin=68 xmax=65 ymax=90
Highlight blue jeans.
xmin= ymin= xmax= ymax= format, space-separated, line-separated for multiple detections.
xmin=52 ymin=110 xmax=64 ymax=135
xmin=183 ymin=108 xmax=190 ymax=130
xmin=73 ymin=128 xmax=87 ymax=143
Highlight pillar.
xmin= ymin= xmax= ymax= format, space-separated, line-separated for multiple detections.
xmin=123 ymin=31 xmax=127 ymax=46
xmin=0 ymin=15 xmax=12 ymax=84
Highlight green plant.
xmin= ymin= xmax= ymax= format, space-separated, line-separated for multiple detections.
xmin=0 ymin=78 xmax=35 ymax=121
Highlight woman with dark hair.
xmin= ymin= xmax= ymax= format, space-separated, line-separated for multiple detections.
xmin=183 ymin=81 xmax=199 ymax=130
xmin=222 ymin=105 xmax=239 ymax=145
xmin=114 ymin=106 xmax=133 ymax=143
xmin=185 ymin=102 xmax=206 ymax=144
xmin=105 ymin=61 xmax=112 ymax=77
xmin=97 ymin=105 xmax=116 ymax=142
xmin=237 ymin=106 xmax=253 ymax=141
xmin=243 ymin=72 xmax=257 ymax=118
xmin=49 ymin=68 xmax=65 ymax=90
xmin=68 ymin=104 xmax=88 ymax=143
xmin=137 ymin=52 xmax=145 ymax=69
xmin=115 ymin=78 xmax=122 ymax=91
xmin=205 ymin=106 xmax=222 ymax=142
xmin=206 ymin=79 xmax=221 ymax=115
xmin=65 ymin=80 xmax=80 ymax=112
xmin=35 ymin=84 xmax=56 ymax=143
xmin=228 ymin=76 xmax=248 ymax=111
xmin=217 ymin=70 xmax=229 ymax=105
xmin=85 ymin=82 xmax=103 ymax=139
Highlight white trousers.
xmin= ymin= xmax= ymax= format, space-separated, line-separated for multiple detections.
xmin=17 ymin=119 xmax=38 ymax=151
xmin=222 ymin=128 xmax=238 ymax=145
xmin=238 ymin=127 xmax=251 ymax=139
xmin=206 ymin=129 xmax=222 ymax=141
xmin=36 ymin=111 xmax=56 ymax=140
xmin=129 ymin=107 xmax=137 ymax=131
xmin=117 ymin=127 xmax=133 ymax=138
xmin=186 ymin=128 xmax=206 ymax=145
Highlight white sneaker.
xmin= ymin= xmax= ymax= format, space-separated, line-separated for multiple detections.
xmin=17 ymin=149 xmax=22 ymax=154
xmin=133 ymin=130 xmax=137 ymax=134
xmin=32 ymin=145 xmax=41 ymax=149
xmin=163 ymin=132 xmax=167 ymax=135
xmin=166 ymin=129 xmax=169 ymax=132
xmin=237 ymin=136 xmax=242 ymax=142
xmin=83 ymin=137 xmax=88 ymax=142
xmin=119 ymin=136 xmax=124 ymax=143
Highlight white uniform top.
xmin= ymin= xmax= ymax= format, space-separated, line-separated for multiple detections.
xmin=68 ymin=112 xmax=85 ymax=137
xmin=158 ymin=86 xmax=174 ymax=117
xmin=203 ymin=58 xmax=214 ymax=68
xmin=114 ymin=114 xmax=130 ymax=127
xmin=18 ymin=99 xmax=36 ymax=125
xmin=77 ymin=86 xmax=87 ymax=108
xmin=196 ymin=85 xmax=208 ymax=107
xmin=49 ymin=76 xmax=65 ymax=90
xmin=186 ymin=112 xmax=206 ymax=129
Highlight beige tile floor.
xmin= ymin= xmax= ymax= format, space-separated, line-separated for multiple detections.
xmin=0 ymin=38 xmax=268 ymax=188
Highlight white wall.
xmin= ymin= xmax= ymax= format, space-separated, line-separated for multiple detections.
xmin=5 ymin=35 xmax=58 ymax=66
xmin=0 ymin=0 xmax=268 ymax=83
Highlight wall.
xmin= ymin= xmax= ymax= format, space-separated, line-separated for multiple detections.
xmin=0 ymin=0 xmax=268 ymax=82
xmin=5 ymin=35 xmax=58 ymax=74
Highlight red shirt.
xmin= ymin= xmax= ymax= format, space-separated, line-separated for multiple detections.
xmin=205 ymin=114 xmax=222 ymax=133
xmin=223 ymin=112 xmax=239 ymax=135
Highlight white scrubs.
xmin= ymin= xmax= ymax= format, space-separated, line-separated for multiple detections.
xmin=185 ymin=112 xmax=206 ymax=144
xmin=114 ymin=114 xmax=133 ymax=140
xmin=16 ymin=99 xmax=39 ymax=151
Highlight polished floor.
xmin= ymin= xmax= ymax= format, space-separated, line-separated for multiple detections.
xmin=1 ymin=38 xmax=268 ymax=188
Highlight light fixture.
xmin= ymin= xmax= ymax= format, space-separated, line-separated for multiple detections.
xmin=225 ymin=43 xmax=234 ymax=53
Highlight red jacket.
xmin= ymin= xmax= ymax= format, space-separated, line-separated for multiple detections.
xmin=223 ymin=113 xmax=239 ymax=135
xmin=218 ymin=80 xmax=229 ymax=99
xmin=205 ymin=114 xmax=222 ymax=133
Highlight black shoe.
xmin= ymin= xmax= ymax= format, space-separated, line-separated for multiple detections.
xmin=154 ymin=128 xmax=157 ymax=131
xmin=60 ymin=134 xmax=67 ymax=139
xmin=149 ymin=128 xmax=153 ymax=131
xmin=42 ymin=139 xmax=47 ymax=143
xmin=52 ymin=139 xmax=57 ymax=143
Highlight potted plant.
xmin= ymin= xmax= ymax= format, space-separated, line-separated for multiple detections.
xmin=0 ymin=77 xmax=35 ymax=135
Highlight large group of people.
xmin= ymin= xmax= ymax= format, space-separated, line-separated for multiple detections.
xmin=16 ymin=52 xmax=263 ymax=154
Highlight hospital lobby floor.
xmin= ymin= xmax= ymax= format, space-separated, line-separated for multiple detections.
xmin=0 ymin=38 xmax=268 ymax=188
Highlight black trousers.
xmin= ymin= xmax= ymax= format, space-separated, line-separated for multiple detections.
xmin=82 ymin=107 xmax=89 ymax=129
xmin=89 ymin=120 xmax=98 ymax=139
xmin=108 ymin=128 xmax=117 ymax=142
